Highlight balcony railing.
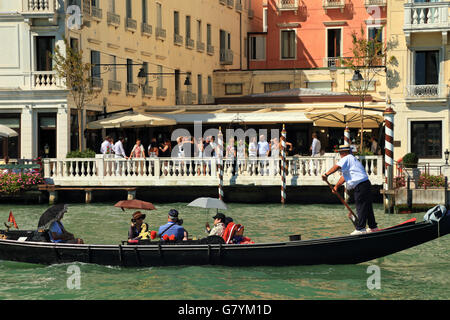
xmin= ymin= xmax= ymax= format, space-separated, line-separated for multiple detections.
xmin=126 ymin=83 xmax=139 ymax=95
xmin=248 ymin=9 xmax=254 ymax=19
xmin=235 ymin=1 xmax=243 ymax=12
xmin=278 ymin=0 xmax=298 ymax=11
xmin=141 ymin=22 xmax=152 ymax=36
xmin=364 ymin=0 xmax=386 ymax=7
xmin=197 ymin=41 xmax=205 ymax=52
xmin=143 ymin=85 xmax=153 ymax=98
xmin=156 ymin=27 xmax=166 ymax=40
xmin=174 ymin=34 xmax=183 ymax=45
xmin=125 ymin=18 xmax=137 ymax=32
xmin=107 ymin=12 xmax=120 ymax=27
xmin=220 ymin=49 xmax=233 ymax=65
xmin=227 ymin=0 xmax=234 ymax=8
xmin=108 ymin=80 xmax=121 ymax=93
xmin=322 ymin=0 xmax=345 ymax=13
xmin=179 ymin=91 xmax=197 ymax=105
xmin=202 ymin=94 xmax=215 ymax=104
xmin=22 ymin=0 xmax=56 ymax=14
xmin=91 ymin=77 xmax=103 ymax=90
xmin=186 ymin=38 xmax=195 ymax=49
xmin=156 ymin=87 xmax=167 ymax=99
xmin=404 ymin=2 xmax=450 ymax=33
xmin=406 ymin=84 xmax=447 ymax=99
xmin=219 ymin=0 xmax=226 ymax=5
xmin=91 ymin=6 xmax=102 ymax=21
xmin=324 ymin=57 xmax=342 ymax=68
xmin=32 ymin=71 xmax=63 ymax=90
xmin=207 ymin=44 xmax=214 ymax=55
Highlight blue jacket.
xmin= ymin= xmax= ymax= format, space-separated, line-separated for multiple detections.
xmin=158 ymin=222 xmax=185 ymax=241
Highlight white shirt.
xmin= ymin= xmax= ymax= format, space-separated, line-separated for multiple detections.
xmin=249 ymin=142 xmax=257 ymax=157
xmin=100 ymin=140 xmax=112 ymax=154
xmin=113 ymin=140 xmax=126 ymax=158
xmin=337 ymin=154 xmax=369 ymax=190
xmin=311 ymin=138 xmax=321 ymax=156
xmin=258 ymin=141 xmax=270 ymax=157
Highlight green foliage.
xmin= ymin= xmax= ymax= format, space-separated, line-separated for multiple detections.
xmin=418 ymin=174 xmax=447 ymax=188
xmin=402 ymin=153 xmax=418 ymax=168
xmin=0 ymin=172 xmax=44 ymax=194
xmin=355 ymin=147 xmax=374 ymax=156
xmin=66 ymin=149 xmax=96 ymax=158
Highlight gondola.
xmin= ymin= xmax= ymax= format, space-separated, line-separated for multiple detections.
xmin=0 ymin=216 xmax=449 ymax=267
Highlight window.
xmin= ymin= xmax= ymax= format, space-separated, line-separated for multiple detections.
xmin=197 ymin=20 xmax=202 ymax=43
xmin=250 ymin=35 xmax=266 ymax=60
xmin=225 ymin=83 xmax=243 ymax=95
xmin=415 ymin=50 xmax=439 ymax=85
xmin=157 ymin=65 xmax=163 ymax=88
xmin=174 ymin=11 xmax=180 ymax=35
xmin=280 ymin=30 xmax=295 ymax=59
xmin=70 ymin=37 xmax=79 ymax=52
xmin=127 ymin=59 xmax=133 ymax=84
xmin=197 ymin=74 xmax=203 ymax=103
xmin=411 ymin=121 xmax=442 ymax=159
xmin=263 ymin=7 xmax=268 ymax=32
xmin=36 ymin=36 xmax=55 ymax=71
xmin=186 ymin=15 xmax=191 ymax=40
xmin=327 ymin=28 xmax=341 ymax=58
xmin=156 ymin=3 xmax=162 ymax=28
xmin=207 ymin=24 xmax=212 ymax=46
xmin=126 ymin=0 xmax=132 ymax=18
xmin=220 ymin=30 xmax=231 ymax=50
xmin=142 ymin=62 xmax=149 ymax=85
xmin=90 ymin=50 xmax=101 ymax=79
xmin=142 ymin=0 xmax=148 ymax=23
xmin=307 ymin=81 xmax=333 ymax=91
xmin=108 ymin=0 xmax=115 ymax=13
xmin=91 ymin=0 xmax=99 ymax=7
xmin=368 ymin=26 xmax=383 ymax=57
xmin=208 ymin=76 xmax=213 ymax=96
xmin=110 ymin=55 xmax=117 ymax=81
xmin=264 ymin=82 xmax=290 ymax=93
xmin=0 ymin=115 xmax=20 ymax=159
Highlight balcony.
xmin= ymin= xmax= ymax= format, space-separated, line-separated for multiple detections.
xmin=91 ymin=6 xmax=102 ymax=22
xmin=207 ymin=44 xmax=215 ymax=55
xmin=142 ymin=85 xmax=153 ymax=98
xmin=108 ymin=80 xmax=121 ymax=93
xmin=323 ymin=57 xmax=342 ymax=68
xmin=202 ymin=95 xmax=215 ymax=104
xmin=21 ymin=0 xmax=57 ymax=23
xmin=174 ymin=34 xmax=183 ymax=46
xmin=364 ymin=0 xmax=386 ymax=8
xmin=142 ymin=22 xmax=152 ymax=37
xmin=107 ymin=12 xmax=120 ymax=27
xmin=322 ymin=0 xmax=345 ymax=13
xmin=178 ymin=91 xmax=197 ymax=105
xmin=32 ymin=71 xmax=62 ymax=90
xmin=91 ymin=77 xmax=103 ymax=90
xmin=156 ymin=27 xmax=166 ymax=40
xmin=125 ymin=18 xmax=137 ymax=32
xmin=406 ymin=84 xmax=448 ymax=101
xmin=235 ymin=1 xmax=243 ymax=12
xmin=277 ymin=0 xmax=298 ymax=11
xmin=197 ymin=41 xmax=205 ymax=52
xmin=126 ymin=83 xmax=139 ymax=96
xmin=219 ymin=0 xmax=226 ymax=5
xmin=186 ymin=38 xmax=195 ymax=49
xmin=220 ymin=49 xmax=234 ymax=65
xmin=404 ymin=2 xmax=450 ymax=45
xmin=156 ymin=87 xmax=168 ymax=99
xmin=227 ymin=0 xmax=234 ymax=8
xmin=248 ymin=9 xmax=254 ymax=19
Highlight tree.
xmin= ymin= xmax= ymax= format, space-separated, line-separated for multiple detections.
xmin=53 ymin=38 xmax=96 ymax=152
xmin=340 ymin=26 xmax=394 ymax=152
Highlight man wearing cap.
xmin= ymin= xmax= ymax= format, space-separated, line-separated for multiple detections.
xmin=322 ymin=145 xmax=378 ymax=235
xmin=205 ymin=212 xmax=226 ymax=237
xmin=158 ymin=209 xmax=186 ymax=241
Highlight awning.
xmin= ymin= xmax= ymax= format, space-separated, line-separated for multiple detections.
xmin=158 ymin=112 xmax=312 ymax=124
xmin=305 ymin=108 xmax=384 ymax=128
xmin=86 ymin=111 xmax=177 ymax=129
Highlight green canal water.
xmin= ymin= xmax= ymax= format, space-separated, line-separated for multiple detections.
xmin=0 ymin=202 xmax=448 ymax=300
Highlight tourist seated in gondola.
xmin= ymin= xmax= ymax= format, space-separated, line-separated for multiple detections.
xmin=222 ymin=220 xmax=254 ymax=244
xmin=158 ymin=209 xmax=186 ymax=241
xmin=48 ymin=216 xmax=84 ymax=244
xmin=205 ymin=212 xmax=226 ymax=237
xmin=128 ymin=211 xmax=152 ymax=241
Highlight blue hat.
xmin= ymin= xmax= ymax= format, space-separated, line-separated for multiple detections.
xmin=168 ymin=209 xmax=179 ymax=219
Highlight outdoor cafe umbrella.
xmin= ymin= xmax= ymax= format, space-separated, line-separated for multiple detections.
xmin=114 ymin=199 xmax=156 ymax=212
xmin=187 ymin=197 xmax=227 ymax=223
xmin=86 ymin=111 xmax=176 ymax=129
xmin=305 ymin=108 xmax=384 ymax=128
xmin=37 ymin=204 xmax=68 ymax=230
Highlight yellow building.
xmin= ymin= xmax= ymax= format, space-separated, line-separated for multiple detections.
xmin=387 ymin=0 xmax=450 ymax=164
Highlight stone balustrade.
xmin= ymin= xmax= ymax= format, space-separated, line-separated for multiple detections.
xmin=43 ymin=156 xmax=384 ymax=187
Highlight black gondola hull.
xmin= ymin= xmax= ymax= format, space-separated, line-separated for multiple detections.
xmin=0 ymin=217 xmax=449 ymax=267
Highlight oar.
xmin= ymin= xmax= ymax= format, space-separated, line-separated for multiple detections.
xmin=325 ymin=180 xmax=359 ymax=228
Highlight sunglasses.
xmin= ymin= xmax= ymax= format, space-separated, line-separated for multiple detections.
xmin=131 ymin=217 xmax=144 ymax=222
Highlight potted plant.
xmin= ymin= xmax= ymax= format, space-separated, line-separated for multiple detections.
xmin=402 ymin=153 xmax=420 ymax=187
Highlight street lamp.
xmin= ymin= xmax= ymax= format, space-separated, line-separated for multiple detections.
xmin=137 ymin=67 xmax=191 ymax=87
xmin=44 ymin=144 xmax=50 ymax=158
xmin=352 ymin=69 xmax=364 ymax=83
xmin=445 ymin=149 xmax=449 ymax=165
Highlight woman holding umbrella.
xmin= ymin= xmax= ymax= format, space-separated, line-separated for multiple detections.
xmin=38 ymin=204 xmax=84 ymax=244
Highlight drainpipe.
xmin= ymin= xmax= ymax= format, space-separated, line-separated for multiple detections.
xmin=239 ymin=11 xmax=243 ymax=70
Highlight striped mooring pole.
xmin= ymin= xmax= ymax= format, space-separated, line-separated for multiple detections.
xmin=384 ymin=105 xmax=396 ymax=213
xmin=218 ymin=126 xmax=224 ymax=201
xmin=344 ymin=124 xmax=351 ymax=146
xmin=281 ymin=124 xmax=287 ymax=204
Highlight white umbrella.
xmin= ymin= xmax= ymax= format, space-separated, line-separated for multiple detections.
xmin=187 ymin=197 xmax=227 ymax=210
xmin=86 ymin=111 xmax=176 ymax=129
xmin=0 ymin=125 xmax=19 ymax=138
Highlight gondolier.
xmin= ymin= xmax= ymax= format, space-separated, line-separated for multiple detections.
xmin=322 ymin=145 xmax=379 ymax=235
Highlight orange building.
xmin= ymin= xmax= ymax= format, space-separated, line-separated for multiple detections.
xmin=249 ymin=0 xmax=387 ymax=70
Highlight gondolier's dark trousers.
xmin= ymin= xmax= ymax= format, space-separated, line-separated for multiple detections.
xmin=354 ymin=180 xmax=378 ymax=231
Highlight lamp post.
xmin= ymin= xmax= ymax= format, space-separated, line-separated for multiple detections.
xmin=137 ymin=67 xmax=192 ymax=87
xmin=445 ymin=149 xmax=449 ymax=165
xmin=352 ymin=69 xmax=365 ymax=152
xmin=44 ymin=144 xmax=50 ymax=158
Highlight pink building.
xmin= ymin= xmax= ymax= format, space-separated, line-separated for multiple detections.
xmin=248 ymin=0 xmax=387 ymax=69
